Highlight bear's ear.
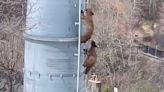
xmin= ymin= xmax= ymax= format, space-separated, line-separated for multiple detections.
xmin=91 ymin=12 xmax=94 ymax=15
xmin=91 ymin=41 xmax=97 ymax=47
xmin=81 ymin=10 xmax=84 ymax=14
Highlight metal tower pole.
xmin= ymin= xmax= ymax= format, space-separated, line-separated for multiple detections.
xmin=77 ymin=0 xmax=82 ymax=92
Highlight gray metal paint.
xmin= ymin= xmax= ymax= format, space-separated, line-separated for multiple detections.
xmin=26 ymin=0 xmax=78 ymax=38
xmin=24 ymin=41 xmax=78 ymax=92
xmin=24 ymin=0 xmax=87 ymax=92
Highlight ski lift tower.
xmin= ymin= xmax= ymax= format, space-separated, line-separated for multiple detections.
xmin=23 ymin=0 xmax=87 ymax=92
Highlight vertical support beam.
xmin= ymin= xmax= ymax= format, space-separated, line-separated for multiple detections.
xmin=114 ymin=87 xmax=118 ymax=92
xmin=77 ymin=0 xmax=82 ymax=92
xmin=89 ymin=82 xmax=101 ymax=92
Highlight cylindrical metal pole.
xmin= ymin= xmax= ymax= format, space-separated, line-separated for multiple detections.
xmin=77 ymin=0 xmax=82 ymax=91
xmin=24 ymin=0 xmax=86 ymax=92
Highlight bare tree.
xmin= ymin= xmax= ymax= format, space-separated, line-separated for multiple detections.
xmin=0 ymin=0 xmax=26 ymax=92
xmin=88 ymin=0 xmax=164 ymax=92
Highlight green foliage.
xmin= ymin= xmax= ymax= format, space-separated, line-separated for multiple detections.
xmin=102 ymin=87 xmax=111 ymax=92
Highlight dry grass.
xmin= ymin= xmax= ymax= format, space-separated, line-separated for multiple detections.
xmin=88 ymin=0 xmax=164 ymax=92
xmin=0 ymin=0 xmax=25 ymax=91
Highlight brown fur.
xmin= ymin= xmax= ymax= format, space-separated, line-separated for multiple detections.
xmin=83 ymin=41 xmax=97 ymax=74
xmin=81 ymin=8 xmax=94 ymax=43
